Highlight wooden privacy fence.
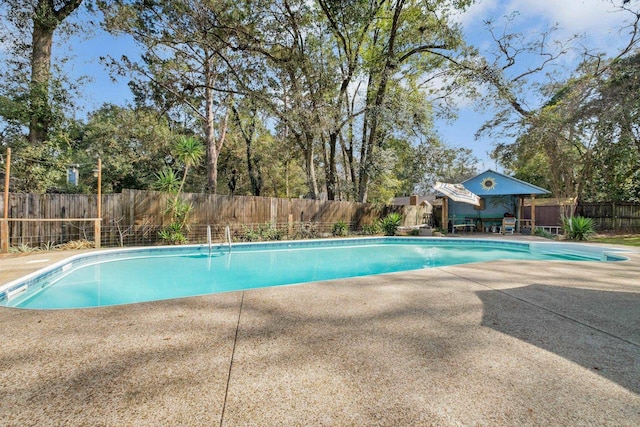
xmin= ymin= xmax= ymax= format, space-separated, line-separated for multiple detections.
xmin=121 ymin=189 xmax=395 ymax=226
xmin=0 ymin=192 xmax=108 ymax=252
xmin=522 ymin=199 xmax=640 ymax=232
xmin=0 ymin=189 xmax=400 ymax=249
xmin=576 ymin=202 xmax=640 ymax=231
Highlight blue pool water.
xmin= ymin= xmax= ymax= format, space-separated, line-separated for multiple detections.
xmin=0 ymin=238 xmax=627 ymax=309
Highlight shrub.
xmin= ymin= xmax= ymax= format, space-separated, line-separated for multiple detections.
xmin=10 ymin=243 xmax=39 ymax=253
xmin=241 ymin=226 xmax=261 ymax=242
xmin=261 ymin=224 xmax=282 ymax=241
xmin=241 ymin=223 xmax=283 ymax=242
xmin=332 ymin=220 xmax=348 ymax=237
xmin=41 ymin=241 xmax=57 ymax=251
xmin=534 ymin=228 xmax=554 ymax=239
xmin=379 ymin=212 xmax=402 ymax=236
xmin=294 ymin=222 xmax=318 ymax=239
xmin=55 ymin=239 xmax=95 ymax=250
xmin=360 ymin=223 xmax=380 ymax=235
xmin=158 ymin=198 xmax=193 ymax=245
xmin=158 ymin=223 xmax=188 ymax=245
xmin=562 ymin=216 xmax=595 ymax=241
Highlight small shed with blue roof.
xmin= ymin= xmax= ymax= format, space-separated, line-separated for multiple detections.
xmin=439 ymin=169 xmax=550 ymax=234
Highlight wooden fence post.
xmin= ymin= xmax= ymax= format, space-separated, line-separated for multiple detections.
xmin=95 ymin=158 xmax=102 ymax=249
xmin=94 ymin=219 xmax=101 ymax=249
xmin=2 ymin=147 xmax=11 ymax=253
xmin=1 ymin=219 xmax=8 ymax=253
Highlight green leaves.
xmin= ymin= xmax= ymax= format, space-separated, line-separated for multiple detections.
xmin=332 ymin=220 xmax=348 ymax=237
xmin=562 ymin=216 xmax=595 ymax=241
xmin=379 ymin=212 xmax=402 ymax=236
xmin=153 ymin=135 xmax=204 ymax=244
xmin=82 ymin=105 xmax=176 ymax=192
xmin=153 ymin=167 xmax=180 ymax=193
xmin=174 ymin=136 xmax=205 ymax=172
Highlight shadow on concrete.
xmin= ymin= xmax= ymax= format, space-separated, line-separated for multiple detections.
xmin=476 ymin=284 xmax=640 ymax=394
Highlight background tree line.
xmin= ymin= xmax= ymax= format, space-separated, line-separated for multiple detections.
xmin=1 ymin=0 xmax=638 ymax=204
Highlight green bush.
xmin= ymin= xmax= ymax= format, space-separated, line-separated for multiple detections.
xmin=379 ymin=212 xmax=402 ymax=236
xmin=158 ymin=198 xmax=193 ymax=245
xmin=360 ymin=223 xmax=380 ymax=235
xmin=9 ymin=243 xmax=39 ymax=253
xmin=294 ymin=222 xmax=318 ymax=239
xmin=241 ymin=223 xmax=283 ymax=242
xmin=332 ymin=220 xmax=348 ymax=237
xmin=562 ymin=216 xmax=595 ymax=241
xmin=241 ymin=226 xmax=261 ymax=242
xmin=158 ymin=223 xmax=188 ymax=245
xmin=534 ymin=228 xmax=554 ymax=239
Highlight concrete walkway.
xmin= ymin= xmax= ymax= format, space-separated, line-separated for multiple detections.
xmin=1 ymin=238 xmax=639 ymax=426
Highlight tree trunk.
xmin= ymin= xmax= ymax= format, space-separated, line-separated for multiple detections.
xmin=29 ymin=15 xmax=55 ymax=144
xmin=324 ymin=132 xmax=338 ymax=200
xmin=307 ymin=146 xmax=319 ymax=199
xmin=246 ymin=137 xmax=262 ymax=196
xmin=231 ymin=105 xmax=262 ymax=196
xmin=208 ymin=148 xmax=219 ymax=194
xmin=339 ymin=132 xmax=357 ymax=200
xmin=29 ymin=0 xmax=83 ymax=145
xmin=297 ymin=132 xmax=319 ymax=199
xmin=357 ymin=3 xmax=404 ymax=202
xmin=357 ymin=72 xmax=375 ymax=203
xmin=205 ymin=114 xmax=228 ymax=195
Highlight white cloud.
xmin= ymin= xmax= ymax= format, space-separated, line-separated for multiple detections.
xmin=509 ymin=0 xmax=622 ymax=34
xmin=458 ymin=0 xmax=634 ymax=54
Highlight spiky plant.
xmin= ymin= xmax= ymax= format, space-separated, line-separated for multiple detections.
xmin=562 ymin=216 xmax=595 ymax=241
xmin=379 ymin=213 xmax=402 ymax=236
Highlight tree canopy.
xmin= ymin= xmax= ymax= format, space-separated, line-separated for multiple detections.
xmin=1 ymin=0 xmax=638 ymax=205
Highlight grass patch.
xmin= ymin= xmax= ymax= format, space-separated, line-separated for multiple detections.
xmin=590 ymin=234 xmax=640 ymax=246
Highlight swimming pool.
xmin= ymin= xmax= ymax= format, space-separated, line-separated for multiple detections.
xmin=0 ymin=237 xmax=628 ymax=309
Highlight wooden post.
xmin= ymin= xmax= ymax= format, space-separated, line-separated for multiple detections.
xmin=442 ymin=197 xmax=448 ymax=232
xmin=0 ymin=219 xmax=7 ymax=253
xmin=531 ymin=194 xmax=536 ymax=231
xmin=517 ymin=196 xmax=523 ymax=232
xmin=94 ymin=158 xmax=102 ymax=249
xmin=1 ymin=148 xmax=11 ymax=253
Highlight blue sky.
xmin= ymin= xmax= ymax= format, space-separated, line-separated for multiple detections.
xmin=56 ymin=0 xmax=636 ymax=171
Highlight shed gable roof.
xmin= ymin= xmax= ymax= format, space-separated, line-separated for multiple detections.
xmin=462 ymin=169 xmax=550 ymax=196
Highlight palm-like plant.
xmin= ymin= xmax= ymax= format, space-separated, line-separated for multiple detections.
xmin=153 ymin=167 xmax=181 ymax=194
xmin=562 ymin=216 xmax=595 ymax=241
xmin=174 ymin=136 xmax=205 ymax=195
xmin=379 ymin=213 xmax=403 ymax=236
xmin=153 ymin=136 xmax=205 ymax=244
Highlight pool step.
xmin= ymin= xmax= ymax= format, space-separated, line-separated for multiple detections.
xmin=6 ymin=284 xmax=28 ymax=301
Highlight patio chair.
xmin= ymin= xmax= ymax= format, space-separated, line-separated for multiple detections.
xmin=502 ymin=217 xmax=516 ymax=234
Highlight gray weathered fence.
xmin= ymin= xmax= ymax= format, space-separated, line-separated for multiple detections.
xmin=0 ymin=189 xmax=402 ymax=248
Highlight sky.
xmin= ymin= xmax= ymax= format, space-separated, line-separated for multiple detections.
xmin=51 ymin=0 xmax=639 ymax=171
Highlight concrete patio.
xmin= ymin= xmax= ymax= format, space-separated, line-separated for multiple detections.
xmin=1 ymin=238 xmax=639 ymax=426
